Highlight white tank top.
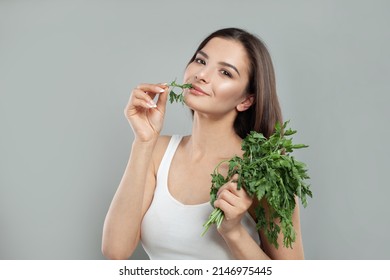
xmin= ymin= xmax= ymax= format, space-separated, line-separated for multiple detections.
xmin=141 ymin=135 xmax=260 ymax=259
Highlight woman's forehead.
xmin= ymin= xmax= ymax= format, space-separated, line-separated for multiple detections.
xmin=200 ymin=37 xmax=250 ymax=75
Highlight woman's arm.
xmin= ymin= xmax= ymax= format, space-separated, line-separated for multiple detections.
xmin=101 ymin=139 xmax=157 ymax=259
xmin=214 ymin=176 xmax=270 ymax=259
xmin=101 ymin=83 xmax=168 ymax=259
xmin=258 ymin=197 xmax=305 ymax=260
xmin=215 ymin=177 xmax=304 ymax=259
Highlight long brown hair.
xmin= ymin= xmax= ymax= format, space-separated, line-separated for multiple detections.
xmin=188 ymin=28 xmax=282 ymax=139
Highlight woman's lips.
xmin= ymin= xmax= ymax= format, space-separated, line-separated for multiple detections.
xmin=190 ymin=85 xmax=209 ymax=96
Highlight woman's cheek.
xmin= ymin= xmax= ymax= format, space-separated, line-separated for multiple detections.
xmin=216 ymin=82 xmax=246 ymax=101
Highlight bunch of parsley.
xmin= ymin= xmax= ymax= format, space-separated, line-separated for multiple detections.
xmin=168 ymin=80 xmax=192 ymax=104
xmin=202 ymin=121 xmax=312 ymax=249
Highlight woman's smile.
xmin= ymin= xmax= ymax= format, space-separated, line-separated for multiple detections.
xmin=189 ymin=85 xmax=209 ymax=96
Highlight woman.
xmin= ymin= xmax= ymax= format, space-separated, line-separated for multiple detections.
xmin=102 ymin=27 xmax=304 ymax=260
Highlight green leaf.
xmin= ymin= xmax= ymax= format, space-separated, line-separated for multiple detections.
xmin=202 ymin=120 xmax=312 ymax=249
xmin=168 ymin=79 xmax=193 ymax=104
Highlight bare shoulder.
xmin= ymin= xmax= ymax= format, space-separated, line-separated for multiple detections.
xmin=151 ymin=135 xmax=173 ymax=173
xmin=154 ymin=135 xmax=172 ymax=155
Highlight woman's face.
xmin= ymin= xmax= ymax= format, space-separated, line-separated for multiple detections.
xmin=183 ymin=37 xmax=252 ymax=117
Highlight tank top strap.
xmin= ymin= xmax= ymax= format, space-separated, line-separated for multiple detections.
xmin=157 ymin=135 xmax=183 ymax=182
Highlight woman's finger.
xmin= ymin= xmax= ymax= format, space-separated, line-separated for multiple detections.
xmin=155 ymin=86 xmax=169 ymax=111
xmin=214 ymin=198 xmax=236 ymax=215
xmin=131 ymin=89 xmax=158 ymax=108
xmin=218 ymin=188 xmax=237 ymax=204
xmin=217 ymin=174 xmax=239 ymax=197
xmin=137 ymin=83 xmax=167 ymax=102
xmin=134 ymin=84 xmax=169 ymax=109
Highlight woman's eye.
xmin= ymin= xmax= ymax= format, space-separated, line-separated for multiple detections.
xmin=221 ymin=70 xmax=232 ymax=78
xmin=195 ymin=58 xmax=206 ymax=65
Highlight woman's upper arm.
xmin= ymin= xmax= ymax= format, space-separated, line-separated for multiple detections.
xmin=258 ymin=197 xmax=305 ymax=260
xmin=140 ymin=136 xmax=171 ymax=220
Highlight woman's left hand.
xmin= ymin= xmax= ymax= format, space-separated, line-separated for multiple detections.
xmin=213 ymin=174 xmax=253 ymax=237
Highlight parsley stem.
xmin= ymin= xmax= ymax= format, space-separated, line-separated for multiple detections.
xmin=201 ymin=121 xmax=312 ymax=249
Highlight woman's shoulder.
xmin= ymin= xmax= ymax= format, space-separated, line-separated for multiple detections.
xmin=153 ymin=135 xmax=171 ymax=158
xmin=152 ymin=135 xmax=185 ymax=171
xmin=154 ymin=135 xmax=187 ymax=152
xmin=156 ymin=135 xmax=172 ymax=147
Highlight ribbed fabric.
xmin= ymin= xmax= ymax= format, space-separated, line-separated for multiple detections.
xmin=141 ymin=135 xmax=260 ymax=259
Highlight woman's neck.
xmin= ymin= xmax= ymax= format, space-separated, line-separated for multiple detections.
xmin=185 ymin=112 xmax=242 ymax=160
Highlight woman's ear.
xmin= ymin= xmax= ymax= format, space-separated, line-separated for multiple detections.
xmin=236 ymin=94 xmax=255 ymax=112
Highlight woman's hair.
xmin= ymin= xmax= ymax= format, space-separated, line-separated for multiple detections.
xmin=187 ymin=27 xmax=283 ymax=139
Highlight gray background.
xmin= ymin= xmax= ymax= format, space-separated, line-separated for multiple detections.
xmin=1 ymin=0 xmax=389 ymax=259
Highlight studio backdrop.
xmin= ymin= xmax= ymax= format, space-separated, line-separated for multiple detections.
xmin=1 ymin=0 xmax=389 ymax=259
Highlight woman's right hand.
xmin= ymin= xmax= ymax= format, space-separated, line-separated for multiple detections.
xmin=124 ymin=83 xmax=169 ymax=142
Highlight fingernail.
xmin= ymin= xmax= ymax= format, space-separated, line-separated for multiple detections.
xmin=148 ymin=100 xmax=157 ymax=108
xmin=158 ymin=88 xmax=165 ymax=93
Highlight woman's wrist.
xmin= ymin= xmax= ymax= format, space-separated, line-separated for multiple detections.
xmin=129 ymin=137 xmax=159 ymax=163
xmin=132 ymin=136 xmax=159 ymax=148
xmin=219 ymin=224 xmax=245 ymax=243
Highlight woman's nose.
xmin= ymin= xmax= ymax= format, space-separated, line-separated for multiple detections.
xmin=195 ymin=67 xmax=211 ymax=83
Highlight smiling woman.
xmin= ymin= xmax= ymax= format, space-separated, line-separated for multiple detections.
xmin=183 ymin=38 xmax=252 ymax=118
xmin=101 ymin=27 xmax=304 ymax=260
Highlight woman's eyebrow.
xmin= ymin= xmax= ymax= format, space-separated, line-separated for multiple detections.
xmin=198 ymin=50 xmax=209 ymax=59
xmin=197 ymin=50 xmax=240 ymax=76
xmin=220 ymin=61 xmax=240 ymax=76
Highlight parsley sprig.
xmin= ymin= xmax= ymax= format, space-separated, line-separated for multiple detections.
xmin=202 ymin=121 xmax=312 ymax=249
xmin=168 ymin=79 xmax=192 ymax=104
